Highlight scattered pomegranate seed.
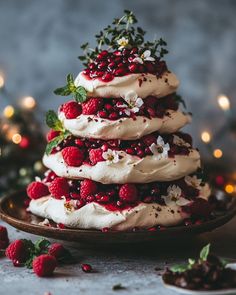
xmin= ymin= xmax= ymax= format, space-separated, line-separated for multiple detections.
xmin=101 ymin=227 xmax=109 ymax=232
xmin=81 ymin=263 xmax=93 ymax=273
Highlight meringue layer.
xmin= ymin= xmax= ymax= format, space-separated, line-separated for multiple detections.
xmin=43 ymin=150 xmax=201 ymax=184
xmin=29 ymin=184 xmax=210 ymax=231
xmin=75 ymin=71 xmax=179 ymax=99
xmin=59 ymin=110 xmax=191 ymax=140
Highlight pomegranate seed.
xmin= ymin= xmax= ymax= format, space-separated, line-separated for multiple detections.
xmin=126 ymin=148 xmax=135 ymax=155
xmin=98 ymin=61 xmax=107 ymax=70
xmin=98 ymin=110 xmax=108 ymax=118
xmin=108 ymin=61 xmax=116 ymax=69
xmin=113 ymin=50 xmax=122 ymax=56
xmin=130 ymin=47 xmax=138 ymax=54
xmin=144 ymin=147 xmax=152 ymax=155
xmin=117 ymin=62 xmax=124 ymax=68
xmin=148 ymin=227 xmax=157 ymax=232
xmin=104 ymin=103 xmax=113 ymax=112
xmin=97 ymin=51 xmax=108 ymax=60
xmin=86 ymin=195 xmax=95 ymax=202
xmin=70 ymin=192 xmax=80 ymax=199
xmin=13 ymin=260 xmax=21 ymax=267
xmin=129 ymin=63 xmax=139 ymax=73
xmin=75 ymin=139 xmax=84 ymax=147
xmin=107 ymin=139 xmax=119 ymax=147
xmin=101 ymin=143 xmax=109 ymax=151
xmin=109 ymin=112 xmax=119 ymax=120
xmin=57 ymin=223 xmax=65 ymax=229
xmin=114 ymin=68 xmax=127 ymax=76
xmin=102 ymin=72 xmax=113 ymax=82
xmin=138 ymin=64 xmax=146 ymax=72
xmin=76 ymin=200 xmax=85 ymax=209
xmin=94 ymin=71 xmax=104 ymax=77
xmin=136 ymin=148 xmax=144 ymax=157
xmin=122 ymin=48 xmax=130 ymax=56
xmin=81 ymin=263 xmax=92 ymax=273
xmin=97 ymin=195 xmax=110 ymax=203
xmin=101 ymin=227 xmax=109 ymax=232
xmin=147 ymin=108 xmax=156 ymax=117
xmin=83 ymin=69 xmax=90 ymax=75
xmin=89 ymin=63 xmax=96 ymax=70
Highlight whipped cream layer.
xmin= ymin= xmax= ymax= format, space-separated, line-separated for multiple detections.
xmin=43 ymin=150 xmax=200 ymax=184
xmin=29 ymin=184 xmax=210 ymax=231
xmin=75 ymin=71 xmax=179 ymax=99
xmin=59 ymin=110 xmax=191 ymax=140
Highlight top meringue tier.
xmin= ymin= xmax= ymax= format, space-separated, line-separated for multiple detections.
xmin=75 ymin=71 xmax=179 ymax=99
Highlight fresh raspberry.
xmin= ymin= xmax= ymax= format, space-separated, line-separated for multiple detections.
xmin=33 ymin=254 xmax=57 ymax=277
xmin=89 ymin=148 xmax=104 ymax=165
xmin=49 ymin=177 xmax=70 ymax=199
xmin=5 ymin=240 xmax=30 ymax=263
xmin=48 ymin=243 xmax=67 ymax=261
xmin=0 ymin=226 xmax=8 ymax=241
xmin=119 ymin=184 xmax=139 ymax=203
xmin=62 ymin=146 xmax=84 ymax=167
xmin=82 ymin=98 xmax=103 ymax=115
xmin=46 ymin=130 xmax=61 ymax=142
xmin=80 ymin=179 xmax=97 ymax=199
xmin=27 ymin=181 xmax=49 ymax=200
xmin=62 ymin=101 xmax=82 ymax=119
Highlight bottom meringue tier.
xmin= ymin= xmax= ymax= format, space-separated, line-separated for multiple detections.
xmin=27 ymin=170 xmax=212 ymax=231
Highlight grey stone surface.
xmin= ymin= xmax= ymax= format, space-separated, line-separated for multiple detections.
xmin=1 ymin=218 xmax=236 ymax=295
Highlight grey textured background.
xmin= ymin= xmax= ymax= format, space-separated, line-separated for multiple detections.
xmin=0 ymin=0 xmax=236 ymax=154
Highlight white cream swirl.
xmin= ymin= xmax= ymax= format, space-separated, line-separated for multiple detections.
xmin=75 ymin=71 xmax=179 ymax=99
xmin=28 ymin=184 xmax=210 ymax=231
xmin=59 ymin=110 xmax=191 ymax=140
xmin=43 ymin=150 xmax=200 ymax=184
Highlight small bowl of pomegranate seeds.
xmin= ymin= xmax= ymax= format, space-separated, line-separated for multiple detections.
xmin=162 ymin=244 xmax=236 ymax=294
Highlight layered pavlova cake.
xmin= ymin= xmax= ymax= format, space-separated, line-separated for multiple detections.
xmin=26 ymin=11 xmax=212 ymax=231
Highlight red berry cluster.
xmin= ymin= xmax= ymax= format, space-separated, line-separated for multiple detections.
xmin=82 ymin=48 xmax=168 ymax=82
xmin=5 ymin=235 xmax=72 ymax=277
xmin=60 ymin=94 xmax=179 ymax=120
xmin=52 ymin=132 xmax=192 ymax=165
xmin=27 ymin=172 xmax=201 ymax=208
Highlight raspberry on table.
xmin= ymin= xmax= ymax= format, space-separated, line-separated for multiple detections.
xmin=119 ymin=184 xmax=139 ymax=203
xmin=48 ymin=243 xmax=67 ymax=261
xmin=62 ymin=146 xmax=84 ymax=167
xmin=27 ymin=181 xmax=50 ymax=200
xmin=80 ymin=179 xmax=98 ymax=199
xmin=62 ymin=101 xmax=82 ymax=119
xmin=49 ymin=177 xmax=70 ymax=199
xmin=33 ymin=254 xmax=57 ymax=277
xmin=0 ymin=225 xmax=9 ymax=241
xmin=5 ymin=240 xmax=30 ymax=264
xmin=82 ymin=98 xmax=103 ymax=115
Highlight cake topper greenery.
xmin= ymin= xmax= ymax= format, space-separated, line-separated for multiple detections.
xmin=78 ymin=10 xmax=168 ymax=66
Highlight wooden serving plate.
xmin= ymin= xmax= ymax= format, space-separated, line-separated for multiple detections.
xmin=0 ymin=191 xmax=236 ymax=244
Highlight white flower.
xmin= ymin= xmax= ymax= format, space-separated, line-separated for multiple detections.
xmin=133 ymin=50 xmax=155 ymax=64
xmin=150 ymin=136 xmax=170 ymax=160
xmin=117 ymin=90 xmax=144 ymax=116
xmin=64 ymin=200 xmax=77 ymax=213
xmin=162 ymin=185 xmax=191 ymax=206
xmin=117 ymin=37 xmax=129 ymax=50
xmin=185 ymin=175 xmax=202 ymax=189
xmin=173 ymin=135 xmax=191 ymax=147
xmin=102 ymin=149 xmax=120 ymax=164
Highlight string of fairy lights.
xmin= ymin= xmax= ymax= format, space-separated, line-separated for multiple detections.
xmin=0 ymin=71 xmax=235 ymax=195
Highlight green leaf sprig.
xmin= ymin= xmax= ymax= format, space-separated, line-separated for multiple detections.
xmin=78 ymin=10 xmax=168 ymax=66
xmin=170 ymin=244 xmax=211 ymax=273
xmin=45 ymin=110 xmax=71 ymax=155
xmin=54 ymin=74 xmax=87 ymax=103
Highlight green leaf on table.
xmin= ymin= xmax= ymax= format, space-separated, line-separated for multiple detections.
xmin=46 ymin=110 xmax=64 ymax=131
xmin=200 ymin=243 xmax=210 ymax=261
xmin=34 ymin=238 xmax=51 ymax=254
